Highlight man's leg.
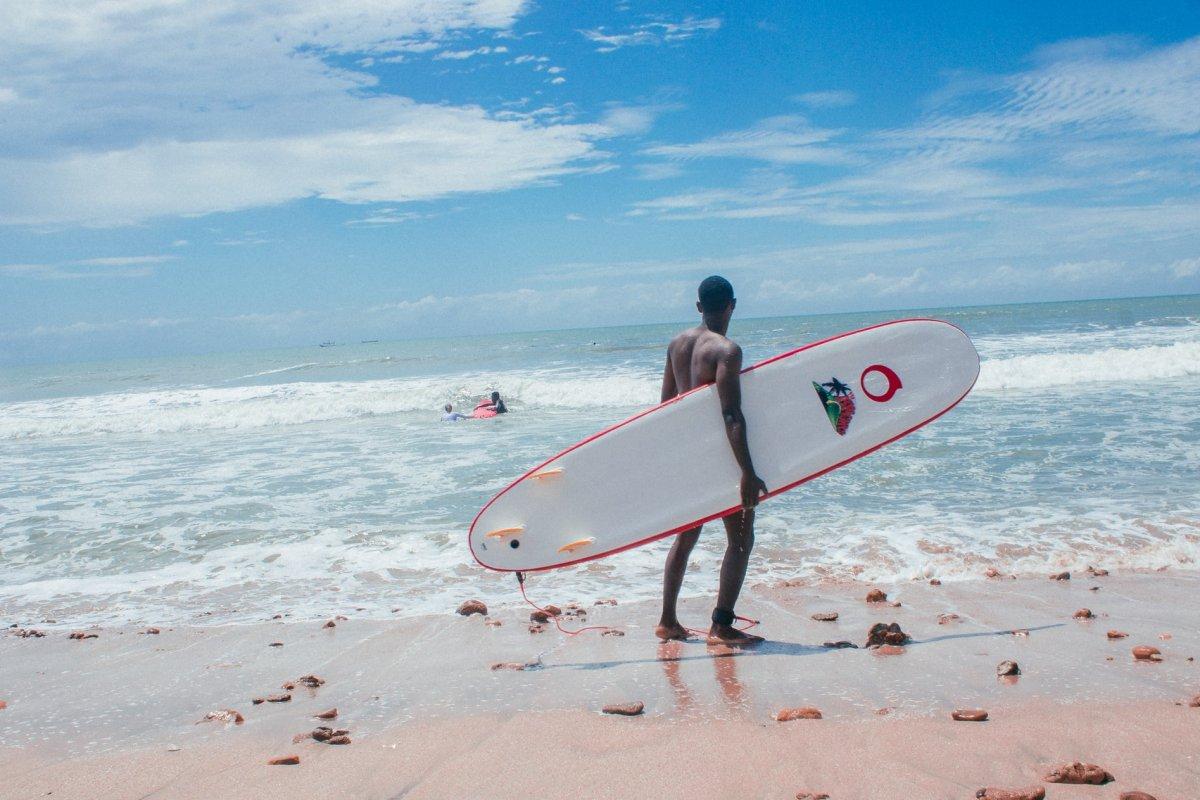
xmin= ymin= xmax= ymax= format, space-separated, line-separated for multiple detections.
xmin=709 ymin=509 xmax=763 ymax=645
xmin=656 ymin=526 xmax=701 ymax=640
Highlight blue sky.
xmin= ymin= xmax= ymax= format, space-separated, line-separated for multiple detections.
xmin=1 ymin=1 xmax=1198 ymax=364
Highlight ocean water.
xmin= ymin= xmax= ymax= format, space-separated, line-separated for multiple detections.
xmin=1 ymin=295 xmax=1198 ymax=627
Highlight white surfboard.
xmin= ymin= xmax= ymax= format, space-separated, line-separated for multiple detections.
xmin=469 ymin=319 xmax=979 ymax=572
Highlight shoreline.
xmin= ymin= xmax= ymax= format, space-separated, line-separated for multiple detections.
xmin=3 ymin=573 xmax=1198 ymax=798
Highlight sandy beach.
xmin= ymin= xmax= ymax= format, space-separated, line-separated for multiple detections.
xmin=3 ymin=571 xmax=1197 ymax=799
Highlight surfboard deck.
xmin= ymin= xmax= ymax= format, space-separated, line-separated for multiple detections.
xmin=469 ymin=318 xmax=979 ymax=573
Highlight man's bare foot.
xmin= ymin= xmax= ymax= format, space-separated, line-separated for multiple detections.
xmin=706 ymin=624 xmax=764 ymax=647
xmin=655 ymin=621 xmax=691 ymax=641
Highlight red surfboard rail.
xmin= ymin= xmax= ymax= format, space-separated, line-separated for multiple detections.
xmin=468 ymin=318 xmax=978 ymax=573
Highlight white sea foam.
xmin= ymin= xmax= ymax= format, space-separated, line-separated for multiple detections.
xmin=975 ymin=341 xmax=1200 ymax=392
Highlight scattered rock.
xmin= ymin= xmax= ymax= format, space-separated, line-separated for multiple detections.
xmin=602 ymin=701 xmax=644 ymax=716
xmin=775 ymin=707 xmax=822 ymax=721
xmin=1073 ymin=608 xmax=1095 ymax=619
xmin=811 ymin=612 xmax=838 ymax=622
xmin=872 ymin=645 xmax=907 ymax=656
xmin=267 ymin=755 xmax=300 ymax=766
xmin=1085 ymin=565 xmax=1109 ymax=577
xmin=865 ymin=622 xmax=910 ymax=647
xmin=0 ymin=700 xmax=6 ymax=710
xmin=269 ymin=642 xmax=283 ymax=647
xmin=951 ymin=708 xmax=989 ymax=722
xmin=822 ymin=640 xmax=857 ymax=649
xmin=975 ymin=788 xmax=1045 ymax=800
xmin=937 ymin=613 xmax=961 ymax=625
xmin=985 ymin=567 xmax=1002 ymax=578
xmin=601 ymin=628 xmax=625 ymax=637
xmin=311 ymin=726 xmax=350 ymax=742
xmin=315 ymin=708 xmax=338 ymax=719
xmin=457 ymin=600 xmax=488 ymax=617
xmin=282 ymin=682 xmax=296 ymax=690
xmin=530 ymin=610 xmax=551 ymax=623
xmin=14 ymin=629 xmax=45 ymax=638
xmin=1189 ymin=695 xmax=1200 ymax=708
xmin=795 ymin=793 xmax=830 ymax=799
xmin=1089 ymin=586 xmax=1100 ymax=591
xmin=266 ymin=693 xmax=292 ymax=703
xmin=1044 ymin=762 xmax=1113 ymax=784
xmin=141 ymin=627 xmax=160 ymax=635
xmin=594 ymin=598 xmax=618 ymax=606
xmin=1107 ymin=630 xmax=1128 ymax=639
xmin=1159 ymin=632 xmax=1172 ymax=641
xmin=865 ymin=588 xmax=888 ymax=603
xmin=1132 ymin=645 xmax=1162 ymax=662
xmin=296 ymin=674 xmax=325 ymax=688
xmin=322 ymin=620 xmax=336 ymax=629
xmin=875 ymin=707 xmax=893 ymax=715
xmin=1010 ymin=629 xmax=1030 ymax=637
xmin=198 ymin=709 xmax=244 ymax=725
xmin=68 ymin=631 xmax=98 ymax=640
xmin=484 ymin=619 xmax=502 ymax=627
xmin=997 ymin=660 xmax=1020 ymax=676
xmin=292 ymin=732 xmax=311 ymax=743
xmin=328 ymin=735 xmax=351 ymax=745
xmin=490 ymin=661 xmax=531 ymax=671
xmin=1119 ymin=793 xmax=1157 ymax=800
xmin=929 ymin=578 xmax=941 ymax=586
xmin=528 ymin=623 xmax=545 ymax=634
xmin=1049 ymin=571 xmax=1070 ymax=581
xmin=252 ymin=697 xmax=264 ymax=705
xmin=272 ymin=614 xmax=282 ymax=619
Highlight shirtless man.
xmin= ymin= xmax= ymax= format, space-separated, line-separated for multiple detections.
xmin=655 ymin=275 xmax=768 ymax=646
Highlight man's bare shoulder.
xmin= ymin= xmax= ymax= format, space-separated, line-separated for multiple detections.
xmin=667 ymin=327 xmax=702 ymax=351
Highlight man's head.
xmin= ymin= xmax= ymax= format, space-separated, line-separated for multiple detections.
xmin=490 ymin=391 xmax=501 ymax=402
xmin=444 ymin=403 xmax=453 ymax=413
xmin=696 ymin=275 xmax=736 ymax=326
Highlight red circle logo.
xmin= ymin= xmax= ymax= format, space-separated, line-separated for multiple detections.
xmin=860 ymin=364 xmax=902 ymax=402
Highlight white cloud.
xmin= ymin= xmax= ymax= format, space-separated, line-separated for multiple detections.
xmin=792 ymin=90 xmax=857 ymax=108
xmin=435 ymin=45 xmax=509 ymax=60
xmin=580 ymin=16 xmax=721 ymax=53
xmin=642 ymin=116 xmax=850 ymax=165
xmin=0 ymin=254 xmax=175 ymax=279
xmin=550 ymin=76 xmax=566 ymax=85
xmin=0 ymin=1 xmax=619 ymax=227
xmin=1170 ymin=257 xmax=1199 ymax=278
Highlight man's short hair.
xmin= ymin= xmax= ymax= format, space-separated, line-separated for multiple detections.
xmin=444 ymin=403 xmax=453 ymax=412
xmin=490 ymin=391 xmax=500 ymax=401
xmin=698 ymin=275 xmax=734 ymax=313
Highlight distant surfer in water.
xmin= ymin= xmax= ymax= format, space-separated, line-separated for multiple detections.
xmin=442 ymin=403 xmax=468 ymax=422
xmin=656 ymin=275 xmax=768 ymax=646
xmin=472 ymin=391 xmax=508 ymax=418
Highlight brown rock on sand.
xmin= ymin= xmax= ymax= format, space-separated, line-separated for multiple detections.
xmin=1132 ymin=645 xmax=1163 ymax=662
xmin=1044 ymin=762 xmax=1113 ymax=784
xmin=267 ymin=755 xmax=300 ymax=766
xmin=312 ymin=727 xmax=350 ymax=742
xmin=198 ymin=709 xmax=244 ymax=725
xmin=68 ymin=631 xmax=98 ymax=640
xmin=775 ymin=707 xmax=823 ymax=721
xmin=1119 ymin=792 xmax=1157 ymax=800
xmin=975 ymin=788 xmax=1045 ymax=800
xmin=14 ymin=628 xmax=45 ymax=638
xmin=823 ymin=640 xmax=857 ymax=649
xmin=937 ymin=613 xmax=961 ymax=625
xmin=315 ymin=708 xmax=338 ymax=719
xmin=296 ymin=674 xmax=324 ymax=688
xmin=796 ymin=793 xmax=830 ymax=799
xmin=266 ymin=693 xmax=291 ymax=703
xmin=929 ymin=578 xmax=941 ymax=585
xmin=457 ymin=600 xmax=488 ymax=617
xmin=1073 ymin=608 xmax=1095 ymax=619
xmin=865 ymin=622 xmax=909 ymax=647
xmin=269 ymin=642 xmax=283 ymax=647
xmin=951 ymin=708 xmax=989 ymax=721
xmin=530 ymin=610 xmax=551 ymax=623
xmin=602 ymin=702 xmax=644 ymax=716
xmin=0 ymin=700 xmax=7 ymax=710
xmin=873 ymin=645 xmax=907 ymax=656
xmin=1189 ymin=695 xmax=1200 ymax=708
xmin=601 ymin=628 xmax=625 ymax=636
xmin=865 ymin=588 xmax=888 ymax=603
xmin=594 ymin=598 xmax=618 ymax=606
xmin=1086 ymin=565 xmax=1109 ymax=577
xmin=490 ymin=661 xmax=534 ymax=671
xmin=328 ymin=735 xmax=351 ymax=745
xmin=997 ymin=660 xmax=1020 ymax=676
xmin=141 ymin=627 xmax=160 ymax=635
xmin=528 ymin=623 xmax=545 ymax=634
xmin=1107 ymin=630 xmax=1128 ymax=639
xmin=984 ymin=567 xmax=1003 ymax=579
xmin=811 ymin=612 xmax=838 ymax=622
xmin=1050 ymin=571 xmax=1070 ymax=581
xmin=322 ymin=620 xmax=336 ymax=629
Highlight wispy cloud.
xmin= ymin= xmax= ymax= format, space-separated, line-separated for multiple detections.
xmin=642 ymin=116 xmax=850 ymax=165
xmin=0 ymin=1 xmax=623 ymax=227
xmin=1 ymin=255 xmax=175 ymax=279
xmin=580 ymin=16 xmax=721 ymax=53
xmin=792 ymin=90 xmax=857 ymax=109
xmin=434 ymin=45 xmax=509 ymax=60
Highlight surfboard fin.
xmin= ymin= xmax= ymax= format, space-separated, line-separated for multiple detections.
xmin=485 ymin=526 xmax=525 ymax=539
xmin=557 ymin=537 xmax=594 ymax=554
xmin=530 ymin=468 xmax=564 ymax=480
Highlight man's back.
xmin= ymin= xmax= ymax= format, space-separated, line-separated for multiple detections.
xmin=665 ymin=326 xmax=736 ymax=397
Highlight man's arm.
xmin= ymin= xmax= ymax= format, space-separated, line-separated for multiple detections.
xmin=660 ymin=349 xmax=678 ymax=403
xmin=715 ymin=343 xmax=768 ymax=510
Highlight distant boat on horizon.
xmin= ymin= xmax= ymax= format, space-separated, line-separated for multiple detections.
xmin=360 ymin=339 xmax=379 ymax=344
xmin=319 ymin=341 xmax=335 ymax=348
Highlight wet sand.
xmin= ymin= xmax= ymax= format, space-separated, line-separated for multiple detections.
xmin=2 ymin=573 xmax=1198 ymax=799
